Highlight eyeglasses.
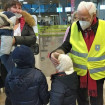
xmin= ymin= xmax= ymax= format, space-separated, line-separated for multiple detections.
xmin=78 ymin=17 xmax=90 ymax=21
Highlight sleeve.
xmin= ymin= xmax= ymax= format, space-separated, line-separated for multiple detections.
xmin=39 ymin=73 xmax=50 ymax=104
xmin=50 ymin=80 xmax=65 ymax=105
xmin=0 ymin=36 xmax=13 ymax=56
xmin=5 ymin=73 xmax=11 ymax=98
xmin=57 ymin=25 xmax=72 ymax=53
xmin=49 ymin=26 xmax=72 ymax=57
xmin=63 ymin=26 xmax=70 ymax=42
xmin=14 ymin=25 xmax=36 ymax=46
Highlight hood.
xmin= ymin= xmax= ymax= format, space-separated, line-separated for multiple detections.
xmin=21 ymin=11 xmax=35 ymax=27
xmin=12 ymin=45 xmax=35 ymax=68
xmin=0 ymin=11 xmax=16 ymax=29
xmin=56 ymin=54 xmax=74 ymax=73
xmin=7 ymin=68 xmax=35 ymax=93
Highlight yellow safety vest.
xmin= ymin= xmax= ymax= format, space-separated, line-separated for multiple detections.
xmin=70 ymin=20 xmax=105 ymax=80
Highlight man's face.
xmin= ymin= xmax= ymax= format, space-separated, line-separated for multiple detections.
xmin=77 ymin=8 xmax=94 ymax=25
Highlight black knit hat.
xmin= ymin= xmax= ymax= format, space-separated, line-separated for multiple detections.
xmin=12 ymin=45 xmax=35 ymax=68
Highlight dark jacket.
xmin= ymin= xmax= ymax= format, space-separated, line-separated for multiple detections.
xmin=14 ymin=12 xmax=36 ymax=47
xmin=5 ymin=68 xmax=49 ymax=105
xmin=50 ymin=72 xmax=78 ymax=105
xmin=5 ymin=45 xmax=49 ymax=105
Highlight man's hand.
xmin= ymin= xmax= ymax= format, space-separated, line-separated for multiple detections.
xmin=50 ymin=52 xmax=60 ymax=67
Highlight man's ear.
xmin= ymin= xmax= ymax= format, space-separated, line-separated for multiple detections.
xmin=93 ymin=13 xmax=96 ymax=18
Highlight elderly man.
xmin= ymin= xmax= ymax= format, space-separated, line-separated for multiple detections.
xmin=50 ymin=1 xmax=105 ymax=105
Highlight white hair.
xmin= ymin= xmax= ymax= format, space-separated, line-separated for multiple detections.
xmin=77 ymin=1 xmax=96 ymax=15
xmin=56 ymin=54 xmax=74 ymax=74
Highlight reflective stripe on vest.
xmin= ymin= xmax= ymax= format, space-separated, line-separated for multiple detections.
xmin=88 ymin=55 xmax=105 ymax=61
xmin=73 ymin=63 xmax=87 ymax=70
xmin=71 ymin=50 xmax=88 ymax=58
xmin=70 ymin=20 xmax=105 ymax=80
xmin=90 ymin=66 xmax=105 ymax=74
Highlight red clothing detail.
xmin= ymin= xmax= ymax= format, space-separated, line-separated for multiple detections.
xmin=19 ymin=17 xmax=25 ymax=32
xmin=80 ymin=17 xmax=97 ymax=97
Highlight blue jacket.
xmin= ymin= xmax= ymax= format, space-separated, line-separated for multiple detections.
xmin=5 ymin=45 xmax=49 ymax=105
xmin=50 ymin=72 xmax=78 ymax=105
xmin=5 ymin=68 xmax=50 ymax=105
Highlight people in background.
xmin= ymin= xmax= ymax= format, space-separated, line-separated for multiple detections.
xmin=63 ymin=11 xmax=78 ymax=42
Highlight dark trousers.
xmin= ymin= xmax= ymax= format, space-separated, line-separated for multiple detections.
xmin=0 ymin=62 xmax=11 ymax=105
xmin=77 ymin=79 xmax=104 ymax=105
xmin=0 ymin=62 xmax=7 ymax=84
xmin=0 ymin=58 xmax=14 ymax=105
xmin=5 ymin=97 xmax=12 ymax=105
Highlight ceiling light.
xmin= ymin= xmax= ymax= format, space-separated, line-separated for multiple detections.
xmin=23 ymin=2 xmax=28 ymax=4
xmin=38 ymin=15 xmax=41 ymax=17
xmin=45 ymin=16 xmax=48 ymax=17
xmin=31 ymin=8 xmax=35 ymax=10
xmin=100 ymin=5 xmax=105 ymax=10
xmin=50 ymin=15 xmax=58 ymax=16
xmin=18 ymin=0 xmax=24 ymax=1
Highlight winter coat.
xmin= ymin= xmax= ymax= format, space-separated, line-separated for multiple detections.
xmin=14 ymin=11 xmax=36 ymax=48
xmin=5 ymin=68 xmax=50 ymax=105
xmin=0 ymin=11 xmax=16 ymax=73
xmin=0 ymin=11 xmax=16 ymax=57
xmin=5 ymin=45 xmax=50 ymax=105
xmin=50 ymin=72 xmax=78 ymax=105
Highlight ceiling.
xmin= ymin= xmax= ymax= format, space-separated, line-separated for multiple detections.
xmin=22 ymin=0 xmax=70 ymax=5
xmin=0 ymin=0 xmax=70 ymax=5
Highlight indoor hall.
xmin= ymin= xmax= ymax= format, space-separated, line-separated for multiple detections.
xmin=0 ymin=0 xmax=105 ymax=105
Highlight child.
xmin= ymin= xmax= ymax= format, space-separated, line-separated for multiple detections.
xmin=0 ymin=11 xmax=16 ymax=71
xmin=50 ymin=54 xmax=78 ymax=105
xmin=5 ymin=45 xmax=50 ymax=105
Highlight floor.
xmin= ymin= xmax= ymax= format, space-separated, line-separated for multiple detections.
xmin=0 ymin=36 xmax=105 ymax=105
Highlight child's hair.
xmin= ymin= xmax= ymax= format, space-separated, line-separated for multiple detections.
xmin=4 ymin=0 xmax=22 ymax=11
xmin=56 ymin=54 xmax=74 ymax=72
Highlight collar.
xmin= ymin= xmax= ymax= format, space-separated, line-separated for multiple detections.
xmin=51 ymin=72 xmax=66 ymax=80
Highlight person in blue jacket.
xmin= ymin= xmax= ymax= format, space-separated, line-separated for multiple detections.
xmin=5 ymin=45 xmax=50 ymax=105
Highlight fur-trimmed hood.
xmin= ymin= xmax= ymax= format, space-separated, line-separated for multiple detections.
xmin=0 ymin=11 xmax=16 ymax=30
xmin=21 ymin=11 xmax=35 ymax=27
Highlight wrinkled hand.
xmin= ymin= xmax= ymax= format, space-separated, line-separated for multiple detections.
xmin=50 ymin=52 xmax=60 ymax=67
